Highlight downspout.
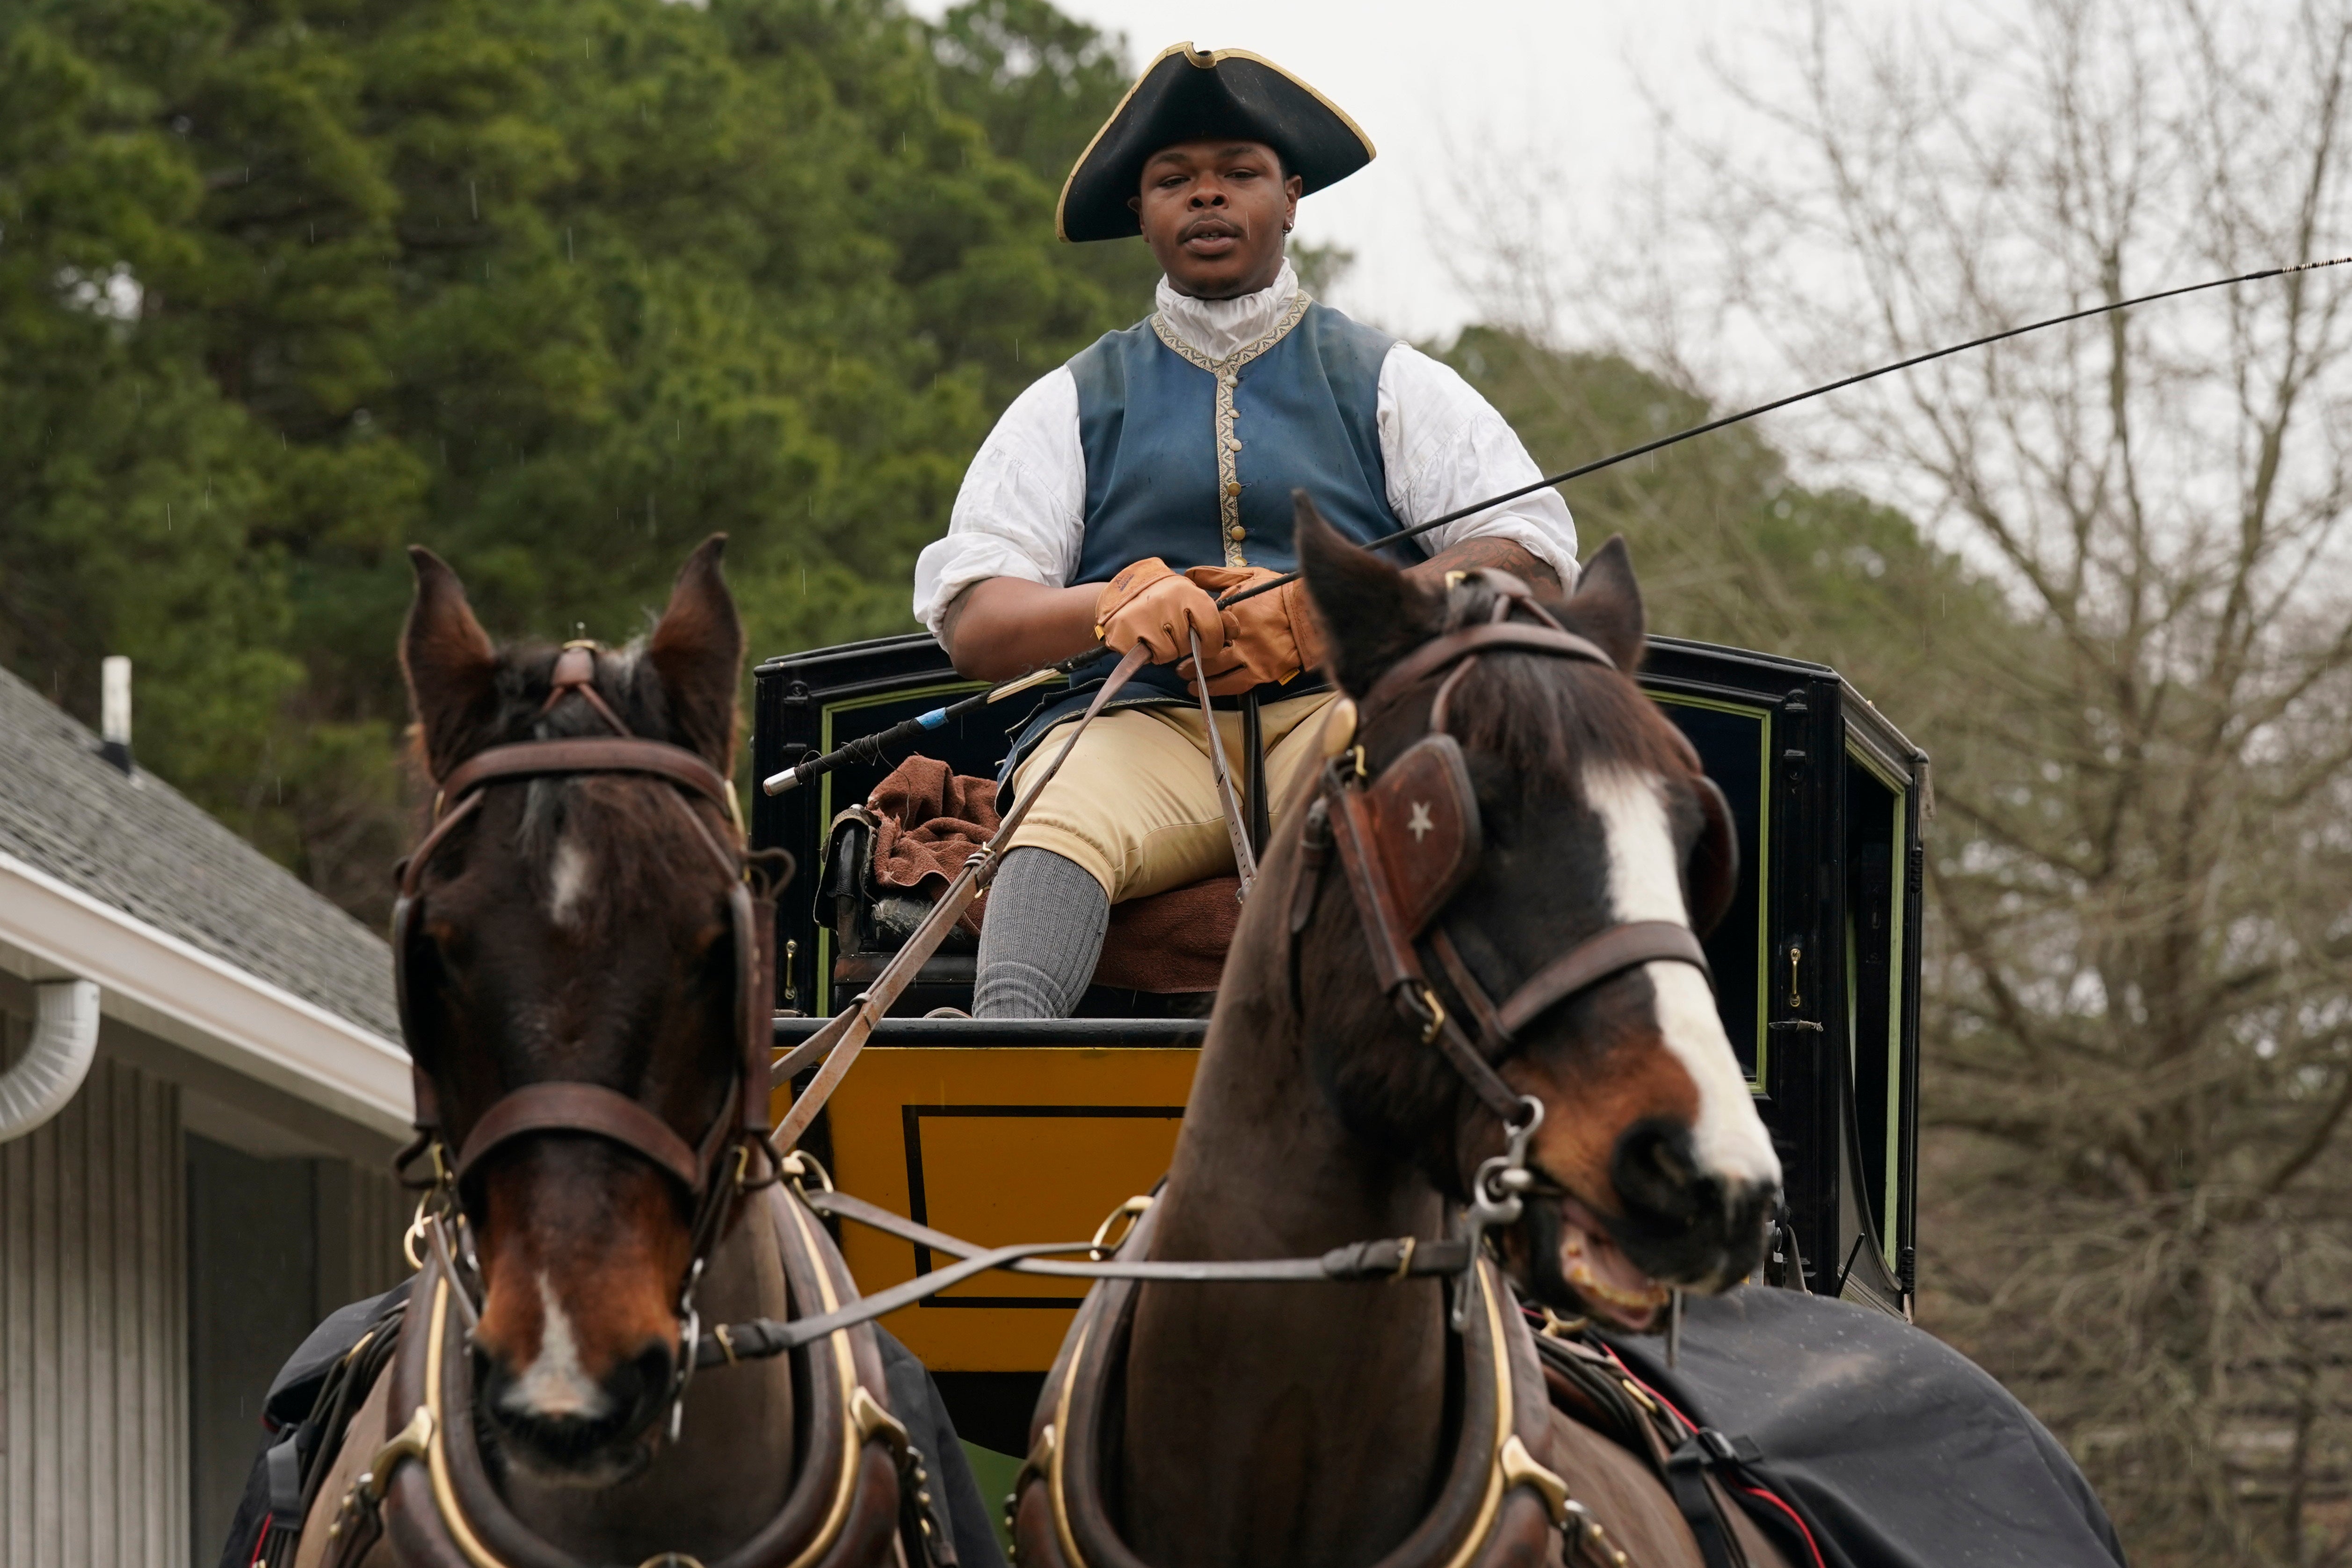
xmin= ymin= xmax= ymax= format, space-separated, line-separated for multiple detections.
xmin=0 ymin=979 xmax=100 ymax=1142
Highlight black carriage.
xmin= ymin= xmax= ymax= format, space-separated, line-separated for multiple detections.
xmin=751 ymin=632 xmax=1924 ymax=1452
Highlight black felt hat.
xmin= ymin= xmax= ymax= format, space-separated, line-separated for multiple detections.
xmin=1057 ymin=44 xmax=1377 ymax=244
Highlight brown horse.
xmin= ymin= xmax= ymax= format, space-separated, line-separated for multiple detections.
xmin=290 ymin=539 xmax=912 ymax=1568
xmin=1015 ymin=511 xmax=1792 ymax=1568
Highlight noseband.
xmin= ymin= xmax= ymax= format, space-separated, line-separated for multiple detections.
xmin=390 ymin=645 xmax=784 ymax=1315
xmin=1292 ymin=574 xmax=1726 ymax=1263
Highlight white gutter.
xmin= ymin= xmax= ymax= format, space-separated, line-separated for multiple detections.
xmin=0 ymin=849 xmax=411 ymax=1138
xmin=0 ymin=978 xmax=99 ymax=1141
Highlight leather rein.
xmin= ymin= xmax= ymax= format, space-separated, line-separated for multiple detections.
xmin=389 ymin=644 xmax=784 ymax=1427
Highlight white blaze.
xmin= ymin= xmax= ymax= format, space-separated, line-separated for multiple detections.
xmin=548 ymin=837 xmax=592 ymax=929
xmin=1582 ymin=767 xmax=1781 ymax=1189
xmin=505 ymin=1271 xmax=611 ymax=1420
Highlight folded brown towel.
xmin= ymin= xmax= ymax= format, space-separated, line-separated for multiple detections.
xmin=864 ymin=755 xmax=1237 ymax=992
xmin=868 ymin=755 xmax=1000 ymax=936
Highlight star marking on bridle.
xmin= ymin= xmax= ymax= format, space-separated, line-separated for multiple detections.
xmin=1407 ymin=801 xmax=1435 ymax=842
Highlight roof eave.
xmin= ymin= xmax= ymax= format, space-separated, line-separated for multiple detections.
xmin=0 ymin=849 xmax=411 ymax=1139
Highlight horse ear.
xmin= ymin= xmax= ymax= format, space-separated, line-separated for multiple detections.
xmin=402 ymin=546 xmax=500 ymax=782
xmin=1296 ymin=493 xmax=1446 ymax=698
xmin=1559 ymin=536 xmax=1646 ymax=674
xmin=648 ymin=534 xmax=744 ymax=770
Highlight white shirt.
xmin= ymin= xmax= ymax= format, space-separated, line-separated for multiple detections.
xmin=911 ymin=260 xmax=1579 ymax=636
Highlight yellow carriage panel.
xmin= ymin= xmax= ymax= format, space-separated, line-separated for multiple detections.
xmin=781 ymin=1045 xmax=1199 ymax=1371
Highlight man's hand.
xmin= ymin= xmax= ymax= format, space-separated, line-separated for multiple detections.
xmin=1183 ymin=565 xmax=1327 ymax=690
xmin=1095 ymin=558 xmax=1236 ymax=667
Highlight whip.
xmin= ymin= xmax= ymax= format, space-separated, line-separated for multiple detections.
xmin=1216 ymin=256 xmax=2352 ymax=608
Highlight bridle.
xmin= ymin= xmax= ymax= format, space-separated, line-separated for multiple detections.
xmin=1289 ymin=571 xmax=1737 ymax=1319
xmin=388 ymin=643 xmax=787 ymax=1415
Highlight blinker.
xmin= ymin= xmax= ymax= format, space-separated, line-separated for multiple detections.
xmin=1357 ymin=734 xmax=1481 ymax=939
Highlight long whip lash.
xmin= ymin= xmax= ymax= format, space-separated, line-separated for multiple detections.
xmin=1217 ymin=256 xmax=2352 ymax=609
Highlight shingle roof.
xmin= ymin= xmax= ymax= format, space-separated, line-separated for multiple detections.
xmin=0 ymin=664 xmax=398 ymax=1041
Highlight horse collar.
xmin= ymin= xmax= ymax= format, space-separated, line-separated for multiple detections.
xmin=1010 ymin=1200 xmax=1592 ymax=1568
xmin=324 ymin=1184 xmax=916 ymax=1568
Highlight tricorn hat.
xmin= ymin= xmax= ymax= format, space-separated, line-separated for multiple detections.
xmin=1057 ymin=44 xmax=1377 ymax=244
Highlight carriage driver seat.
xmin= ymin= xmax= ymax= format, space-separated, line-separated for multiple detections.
xmin=817 ymin=755 xmax=1237 ymax=1019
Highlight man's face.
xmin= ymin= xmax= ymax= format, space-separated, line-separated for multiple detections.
xmin=1129 ymin=139 xmax=1303 ymax=300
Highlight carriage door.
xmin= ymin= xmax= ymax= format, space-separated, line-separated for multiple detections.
xmin=1839 ymin=724 xmax=1922 ymax=1311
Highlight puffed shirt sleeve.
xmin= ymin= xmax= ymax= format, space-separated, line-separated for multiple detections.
xmin=911 ymin=366 xmax=1086 ymax=638
xmin=1376 ymin=343 xmax=1579 ymax=588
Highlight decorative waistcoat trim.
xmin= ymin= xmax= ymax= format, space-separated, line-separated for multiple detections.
xmin=1148 ymin=290 xmax=1317 ymax=566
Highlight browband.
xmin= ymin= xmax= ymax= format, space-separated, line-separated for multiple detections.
xmin=453 ymin=1081 xmax=712 ymax=1196
xmin=1367 ymin=623 xmax=1617 ymax=711
xmin=437 ymin=738 xmax=733 ymax=817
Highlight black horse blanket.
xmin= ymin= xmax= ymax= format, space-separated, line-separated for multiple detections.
xmin=1597 ymin=1287 xmax=2128 ymax=1568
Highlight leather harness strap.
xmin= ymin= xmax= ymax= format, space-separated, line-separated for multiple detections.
xmin=1497 ymin=922 xmax=1713 ymax=1039
xmin=436 ymin=736 xmax=735 ymax=820
xmin=1367 ymin=621 xmax=1617 ymax=708
xmin=453 ymin=1081 xmax=710 ymax=1197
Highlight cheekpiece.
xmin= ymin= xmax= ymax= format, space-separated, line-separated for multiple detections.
xmin=1057 ymin=43 xmax=1376 ymax=243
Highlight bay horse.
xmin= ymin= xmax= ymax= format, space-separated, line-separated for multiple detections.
xmin=288 ymin=539 xmax=922 ymax=1568
xmin=1014 ymin=509 xmax=1795 ymax=1568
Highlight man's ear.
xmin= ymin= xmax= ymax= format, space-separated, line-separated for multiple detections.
xmin=401 ymin=547 xmax=500 ymax=782
xmin=1557 ymin=536 xmax=1646 ymax=675
xmin=648 ymin=534 xmax=744 ymax=771
xmin=1296 ymin=493 xmax=1446 ymax=698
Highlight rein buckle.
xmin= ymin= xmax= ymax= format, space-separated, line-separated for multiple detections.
xmin=1411 ymin=984 xmax=1448 ymax=1045
xmin=1455 ymin=1096 xmax=1546 ymax=1329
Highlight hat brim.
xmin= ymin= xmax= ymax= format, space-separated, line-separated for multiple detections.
xmin=1057 ymin=44 xmax=1377 ymax=244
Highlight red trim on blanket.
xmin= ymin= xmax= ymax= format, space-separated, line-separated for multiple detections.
xmin=1737 ymin=1484 xmax=1828 ymax=1568
xmin=1522 ymin=1309 xmax=1830 ymax=1568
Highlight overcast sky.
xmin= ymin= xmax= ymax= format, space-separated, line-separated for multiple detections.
xmin=907 ymin=0 xmax=1762 ymax=343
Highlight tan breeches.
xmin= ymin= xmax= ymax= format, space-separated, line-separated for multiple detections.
xmin=1003 ymin=691 xmax=1345 ymax=902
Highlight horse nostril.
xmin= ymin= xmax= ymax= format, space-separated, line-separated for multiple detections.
xmin=610 ymin=1340 xmax=675 ymax=1427
xmin=1611 ymin=1120 xmax=1713 ymax=1230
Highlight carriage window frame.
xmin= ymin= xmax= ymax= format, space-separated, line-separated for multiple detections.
xmin=1844 ymin=739 xmax=1910 ymax=1271
xmin=815 ymin=677 xmax=999 ymax=1016
xmin=1648 ymin=690 xmax=1775 ymax=1095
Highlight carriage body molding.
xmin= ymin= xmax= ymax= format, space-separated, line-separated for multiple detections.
xmin=751 ymin=632 xmax=1924 ymax=1452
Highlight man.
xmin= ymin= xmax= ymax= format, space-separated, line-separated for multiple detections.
xmin=914 ymin=44 xmax=1578 ymax=1019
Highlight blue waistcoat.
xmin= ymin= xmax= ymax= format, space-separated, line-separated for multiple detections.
xmin=1002 ymin=296 xmax=1423 ymax=773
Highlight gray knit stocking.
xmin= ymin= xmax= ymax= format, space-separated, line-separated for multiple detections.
xmin=972 ymin=848 xmax=1111 ymax=1020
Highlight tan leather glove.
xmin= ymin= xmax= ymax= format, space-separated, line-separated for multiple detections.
xmin=1094 ymin=558 xmax=1235 ymax=667
xmin=1184 ymin=566 xmax=1328 ymax=689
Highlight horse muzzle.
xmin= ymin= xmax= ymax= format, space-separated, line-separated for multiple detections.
xmin=1605 ymin=1117 xmax=1778 ymax=1294
xmin=1505 ymin=1121 xmax=1779 ymax=1330
xmin=476 ymin=1335 xmax=675 ymax=1484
